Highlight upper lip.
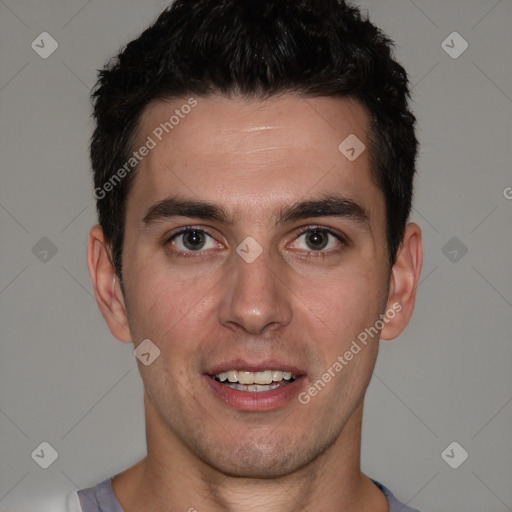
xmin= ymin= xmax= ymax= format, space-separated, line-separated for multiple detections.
xmin=205 ymin=359 xmax=306 ymax=376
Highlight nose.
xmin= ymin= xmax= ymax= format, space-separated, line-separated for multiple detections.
xmin=217 ymin=246 xmax=293 ymax=335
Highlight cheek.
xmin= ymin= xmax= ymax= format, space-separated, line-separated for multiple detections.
xmin=124 ymin=260 xmax=216 ymax=347
xmin=303 ymin=274 xmax=385 ymax=387
xmin=296 ymin=266 xmax=387 ymax=344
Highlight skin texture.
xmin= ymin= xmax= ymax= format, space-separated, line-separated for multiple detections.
xmin=88 ymin=94 xmax=422 ymax=512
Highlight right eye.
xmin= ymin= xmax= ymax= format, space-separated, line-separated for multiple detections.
xmin=166 ymin=228 xmax=224 ymax=255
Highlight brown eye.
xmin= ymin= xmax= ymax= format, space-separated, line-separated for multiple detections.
xmin=181 ymin=230 xmax=206 ymax=250
xmin=168 ymin=229 xmax=219 ymax=253
xmin=290 ymin=227 xmax=344 ymax=255
xmin=304 ymin=229 xmax=329 ymax=250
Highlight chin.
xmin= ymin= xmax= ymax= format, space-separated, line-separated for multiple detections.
xmin=191 ymin=430 xmax=333 ymax=479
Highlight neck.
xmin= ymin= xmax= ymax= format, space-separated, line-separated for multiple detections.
xmin=112 ymin=394 xmax=388 ymax=512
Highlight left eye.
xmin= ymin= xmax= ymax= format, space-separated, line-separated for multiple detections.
xmin=169 ymin=229 xmax=219 ymax=252
xmin=292 ymin=228 xmax=342 ymax=252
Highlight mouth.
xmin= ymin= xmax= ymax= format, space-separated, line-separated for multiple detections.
xmin=211 ymin=369 xmax=297 ymax=392
xmin=204 ymin=363 xmax=306 ymax=411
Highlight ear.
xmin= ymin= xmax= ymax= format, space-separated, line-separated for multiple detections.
xmin=380 ymin=222 xmax=423 ymax=341
xmin=87 ymin=225 xmax=132 ymax=343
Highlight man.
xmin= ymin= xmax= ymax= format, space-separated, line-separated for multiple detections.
xmin=75 ymin=0 xmax=423 ymax=510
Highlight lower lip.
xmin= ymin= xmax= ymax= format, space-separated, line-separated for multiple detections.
xmin=203 ymin=375 xmax=306 ymax=411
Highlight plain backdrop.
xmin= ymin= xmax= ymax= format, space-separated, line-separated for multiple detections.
xmin=0 ymin=1 xmax=511 ymax=511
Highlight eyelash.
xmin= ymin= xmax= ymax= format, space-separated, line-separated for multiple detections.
xmin=165 ymin=226 xmax=220 ymax=259
xmin=165 ymin=225 xmax=347 ymax=259
xmin=291 ymin=226 xmax=346 ymax=258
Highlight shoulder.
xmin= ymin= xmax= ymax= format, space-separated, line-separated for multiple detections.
xmin=74 ymin=477 xmax=124 ymax=512
xmin=41 ymin=490 xmax=82 ymax=512
xmin=371 ymin=479 xmax=422 ymax=512
xmin=67 ymin=492 xmax=83 ymax=512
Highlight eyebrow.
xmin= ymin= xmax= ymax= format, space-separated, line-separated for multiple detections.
xmin=142 ymin=196 xmax=232 ymax=226
xmin=276 ymin=195 xmax=369 ymax=226
xmin=141 ymin=194 xmax=369 ymax=228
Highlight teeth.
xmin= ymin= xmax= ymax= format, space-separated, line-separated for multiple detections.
xmin=214 ymin=370 xmax=296 ymax=384
xmin=229 ymin=383 xmax=281 ymax=392
xmin=254 ymin=370 xmax=273 ymax=385
xmin=271 ymin=370 xmax=283 ymax=381
xmin=238 ymin=371 xmax=254 ymax=385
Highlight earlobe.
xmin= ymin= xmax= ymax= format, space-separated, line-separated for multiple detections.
xmin=87 ymin=225 xmax=132 ymax=343
xmin=380 ymin=222 xmax=423 ymax=341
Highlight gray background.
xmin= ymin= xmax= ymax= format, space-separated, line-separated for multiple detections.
xmin=1 ymin=1 xmax=511 ymax=511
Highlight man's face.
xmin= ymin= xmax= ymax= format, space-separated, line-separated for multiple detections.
xmin=120 ymin=95 xmax=391 ymax=477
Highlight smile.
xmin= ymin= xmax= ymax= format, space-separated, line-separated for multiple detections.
xmin=204 ymin=363 xmax=306 ymax=411
xmin=212 ymin=370 xmax=296 ymax=392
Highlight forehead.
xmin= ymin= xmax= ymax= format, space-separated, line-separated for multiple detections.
xmin=128 ymin=94 xmax=382 ymax=223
